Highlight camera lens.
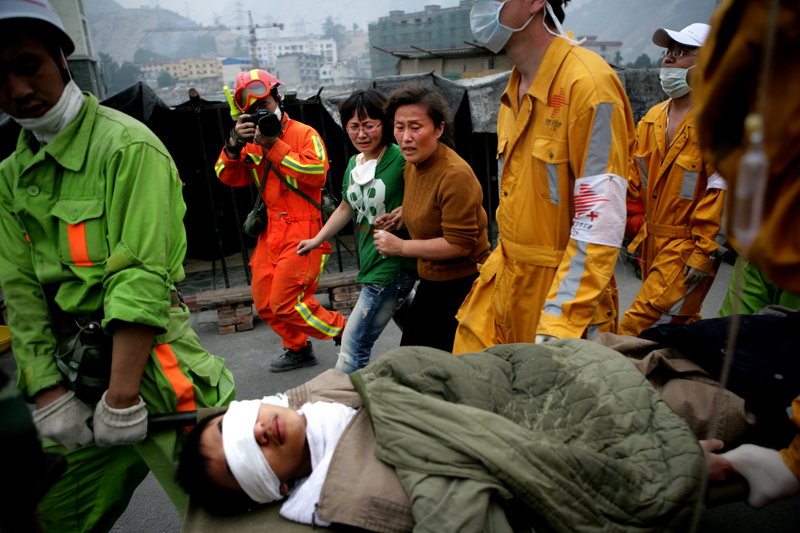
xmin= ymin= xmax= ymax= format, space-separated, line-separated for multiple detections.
xmin=258 ymin=112 xmax=282 ymax=139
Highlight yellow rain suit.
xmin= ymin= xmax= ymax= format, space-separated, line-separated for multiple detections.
xmin=619 ymin=103 xmax=726 ymax=336
xmin=453 ymin=37 xmax=634 ymax=353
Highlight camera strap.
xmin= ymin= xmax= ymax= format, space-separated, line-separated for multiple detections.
xmin=261 ymin=147 xmax=325 ymax=211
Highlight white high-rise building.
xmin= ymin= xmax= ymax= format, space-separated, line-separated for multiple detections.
xmin=255 ymin=37 xmax=337 ymax=66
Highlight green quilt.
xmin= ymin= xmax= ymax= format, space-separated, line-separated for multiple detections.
xmin=351 ymin=339 xmax=703 ymax=533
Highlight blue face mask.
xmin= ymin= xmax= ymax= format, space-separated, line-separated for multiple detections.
xmin=470 ymin=0 xmax=534 ymax=54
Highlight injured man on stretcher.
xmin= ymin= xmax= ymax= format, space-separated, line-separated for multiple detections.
xmin=177 ymin=312 xmax=800 ymax=532
xmin=177 ymin=338 xmax=713 ymax=533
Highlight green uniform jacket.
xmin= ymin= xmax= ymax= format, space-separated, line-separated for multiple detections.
xmin=352 ymin=339 xmax=703 ymax=533
xmin=0 ymin=94 xmax=192 ymax=399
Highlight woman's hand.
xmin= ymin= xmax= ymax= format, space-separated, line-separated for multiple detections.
xmin=375 ymin=206 xmax=403 ymax=232
xmin=297 ymin=238 xmax=321 ymax=257
xmin=373 ymin=230 xmax=404 ymax=257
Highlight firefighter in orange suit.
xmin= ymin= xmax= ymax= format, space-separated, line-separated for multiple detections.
xmin=453 ymin=0 xmax=634 ymax=354
xmin=215 ymin=70 xmax=345 ymax=372
xmin=619 ymin=23 xmax=727 ymax=336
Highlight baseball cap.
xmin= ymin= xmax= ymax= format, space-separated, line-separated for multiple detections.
xmin=652 ymin=23 xmax=711 ymax=48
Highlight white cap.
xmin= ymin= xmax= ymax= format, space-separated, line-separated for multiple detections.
xmin=0 ymin=0 xmax=75 ymax=56
xmin=652 ymin=23 xmax=710 ymax=48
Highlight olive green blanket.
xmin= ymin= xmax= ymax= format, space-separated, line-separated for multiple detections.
xmin=351 ymin=339 xmax=703 ymax=533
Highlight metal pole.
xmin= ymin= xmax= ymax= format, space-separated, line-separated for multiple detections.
xmin=193 ymin=102 xmax=230 ymax=288
xmin=216 ymin=108 xmax=252 ymax=285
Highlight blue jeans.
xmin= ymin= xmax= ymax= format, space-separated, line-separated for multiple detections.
xmin=335 ymin=271 xmax=416 ymax=373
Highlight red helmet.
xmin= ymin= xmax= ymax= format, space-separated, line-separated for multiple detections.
xmin=233 ymin=70 xmax=283 ymax=112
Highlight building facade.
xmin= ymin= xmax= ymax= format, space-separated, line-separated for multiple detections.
xmin=135 ymin=58 xmax=223 ymax=84
xmin=255 ymin=37 xmax=337 ymax=66
xmin=368 ymin=1 xmax=476 ymax=78
xmin=579 ymin=36 xmax=623 ymax=65
xmin=275 ymin=53 xmax=324 ymax=89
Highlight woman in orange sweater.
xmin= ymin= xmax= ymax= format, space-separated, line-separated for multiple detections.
xmin=374 ymin=85 xmax=490 ymax=352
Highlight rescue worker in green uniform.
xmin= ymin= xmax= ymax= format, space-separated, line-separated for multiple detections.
xmin=0 ymin=2 xmax=235 ymax=531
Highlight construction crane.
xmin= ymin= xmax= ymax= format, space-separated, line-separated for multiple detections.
xmin=144 ymin=11 xmax=284 ymax=69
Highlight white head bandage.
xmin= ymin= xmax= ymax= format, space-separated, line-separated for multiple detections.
xmin=222 ymin=394 xmax=289 ymax=503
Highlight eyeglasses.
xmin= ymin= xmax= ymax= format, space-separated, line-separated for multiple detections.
xmin=661 ymin=49 xmax=697 ymax=60
xmin=345 ymin=122 xmax=381 ymax=135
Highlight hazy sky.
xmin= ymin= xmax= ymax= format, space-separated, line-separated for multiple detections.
xmin=113 ymin=0 xmax=471 ymax=34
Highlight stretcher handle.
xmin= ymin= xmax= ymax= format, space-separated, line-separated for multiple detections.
xmin=706 ymin=478 xmax=749 ymax=507
xmin=146 ymin=406 xmax=229 ymax=434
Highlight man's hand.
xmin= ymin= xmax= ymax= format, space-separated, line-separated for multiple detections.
xmin=253 ymin=127 xmax=278 ymax=150
xmin=32 ymin=389 xmax=94 ymax=449
xmin=375 ymin=206 xmax=404 ymax=232
xmin=233 ymin=114 xmax=257 ymax=141
xmin=373 ymin=230 xmax=405 ymax=257
xmin=682 ymin=264 xmax=709 ymax=286
xmin=93 ymin=390 xmax=148 ymax=447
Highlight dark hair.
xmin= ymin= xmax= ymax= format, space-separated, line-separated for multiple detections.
xmin=383 ymin=84 xmax=455 ymax=149
xmin=339 ymin=89 xmax=394 ymax=146
xmin=544 ymin=0 xmax=568 ymax=29
xmin=175 ymin=413 xmax=256 ymax=516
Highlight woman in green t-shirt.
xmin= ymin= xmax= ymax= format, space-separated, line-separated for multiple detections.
xmin=297 ymin=89 xmax=417 ymax=373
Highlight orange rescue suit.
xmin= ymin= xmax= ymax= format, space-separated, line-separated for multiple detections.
xmin=215 ymin=114 xmax=345 ymax=350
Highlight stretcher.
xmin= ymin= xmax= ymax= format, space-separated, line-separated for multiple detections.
xmin=178 ymin=481 xmax=749 ymax=533
xmin=169 ymin=406 xmax=750 ymax=533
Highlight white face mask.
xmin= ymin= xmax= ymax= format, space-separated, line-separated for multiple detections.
xmin=14 ymin=80 xmax=85 ymax=146
xmin=660 ymin=66 xmax=694 ymax=99
xmin=470 ymin=0 xmax=535 ymax=54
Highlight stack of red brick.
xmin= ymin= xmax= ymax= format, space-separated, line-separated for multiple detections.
xmin=217 ymin=302 xmax=254 ymax=334
xmin=329 ymin=283 xmax=364 ymax=318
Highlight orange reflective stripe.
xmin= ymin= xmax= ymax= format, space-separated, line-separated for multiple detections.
xmin=67 ymin=222 xmax=93 ymax=267
xmin=154 ymin=343 xmax=197 ymax=430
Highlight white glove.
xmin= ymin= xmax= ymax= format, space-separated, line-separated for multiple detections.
xmin=32 ymin=390 xmax=94 ymax=450
xmin=535 ymin=335 xmax=557 ymax=344
xmin=721 ymin=444 xmax=800 ymax=509
xmin=93 ymin=390 xmax=148 ymax=447
xmin=682 ymin=265 xmax=709 ymax=286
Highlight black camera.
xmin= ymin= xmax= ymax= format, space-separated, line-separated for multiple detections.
xmin=245 ymin=109 xmax=282 ymax=140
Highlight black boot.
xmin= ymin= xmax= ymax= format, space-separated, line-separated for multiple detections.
xmin=269 ymin=341 xmax=318 ymax=373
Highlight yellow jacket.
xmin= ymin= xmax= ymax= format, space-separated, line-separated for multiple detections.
xmin=496 ymin=37 xmax=634 ymax=338
xmin=627 ymin=103 xmax=726 ymax=274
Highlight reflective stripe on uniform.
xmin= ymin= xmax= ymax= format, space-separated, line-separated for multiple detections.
xmin=293 ymin=253 xmax=341 ymax=337
xmin=546 ymin=162 xmax=559 ymax=205
xmin=214 ymin=159 xmax=225 ymax=178
xmin=282 ymin=156 xmax=325 ymax=175
xmin=636 ymin=156 xmax=649 ymax=190
xmin=154 ymin=343 xmax=197 ymax=414
xmin=584 ymin=103 xmax=614 ymax=177
xmin=652 ymin=282 xmax=701 ymax=326
xmin=311 ymin=136 xmax=326 ymax=162
xmin=282 ymin=136 xmax=327 ymax=176
xmin=680 ymin=169 xmax=699 ymax=200
xmin=543 ymin=240 xmax=588 ymax=318
xmin=67 ymin=222 xmax=93 ymax=267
